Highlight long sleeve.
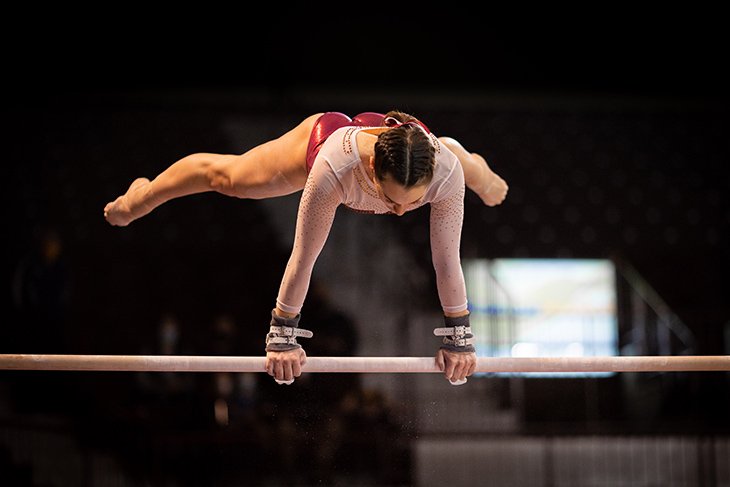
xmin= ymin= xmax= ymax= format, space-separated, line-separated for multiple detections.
xmin=429 ymin=170 xmax=468 ymax=314
xmin=276 ymin=159 xmax=341 ymax=314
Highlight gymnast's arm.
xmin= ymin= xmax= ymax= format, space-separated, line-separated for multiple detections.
xmin=265 ymin=159 xmax=342 ymax=382
xmin=429 ymin=171 xmax=477 ymax=382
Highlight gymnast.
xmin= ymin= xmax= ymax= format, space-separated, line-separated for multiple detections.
xmin=104 ymin=111 xmax=508 ymax=385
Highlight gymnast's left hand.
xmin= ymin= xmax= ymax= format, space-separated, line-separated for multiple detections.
xmin=436 ymin=349 xmax=476 ymax=383
xmin=266 ymin=348 xmax=307 ymax=382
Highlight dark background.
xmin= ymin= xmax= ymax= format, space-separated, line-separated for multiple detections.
xmin=2 ymin=8 xmax=729 ymax=486
xmin=6 ymin=9 xmax=726 ymax=349
xmin=6 ymin=8 xmax=730 ymax=99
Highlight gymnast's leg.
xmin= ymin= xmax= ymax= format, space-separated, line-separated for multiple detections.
xmin=438 ymin=136 xmax=509 ymax=207
xmin=104 ymin=113 xmax=323 ymax=226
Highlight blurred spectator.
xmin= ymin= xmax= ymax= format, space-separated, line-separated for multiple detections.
xmin=206 ymin=313 xmax=259 ymax=428
xmin=7 ymin=226 xmax=72 ymax=414
xmin=11 ymin=226 xmax=71 ymax=353
xmin=133 ymin=312 xmax=200 ymax=428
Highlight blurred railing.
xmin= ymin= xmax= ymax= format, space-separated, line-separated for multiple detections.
xmin=614 ymin=256 xmax=695 ymax=357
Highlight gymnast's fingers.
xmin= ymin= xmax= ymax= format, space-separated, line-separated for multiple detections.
xmin=282 ymin=361 xmax=294 ymax=382
xmin=435 ymin=349 xmax=446 ymax=371
xmin=453 ymin=359 xmax=468 ymax=381
xmin=273 ymin=361 xmax=284 ymax=381
xmin=443 ymin=355 xmax=457 ymax=380
xmin=467 ymin=357 xmax=477 ymax=377
xmin=292 ymin=356 xmax=303 ymax=378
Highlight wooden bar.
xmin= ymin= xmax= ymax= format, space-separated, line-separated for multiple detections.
xmin=0 ymin=354 xmax=728 ymax=373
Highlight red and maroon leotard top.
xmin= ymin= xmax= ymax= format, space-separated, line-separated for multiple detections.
xmin=306 ymin=111 xmax=431 ymax=173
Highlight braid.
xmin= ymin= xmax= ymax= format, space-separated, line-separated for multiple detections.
xmin=374 ymin=112 xmax=435 ymax=187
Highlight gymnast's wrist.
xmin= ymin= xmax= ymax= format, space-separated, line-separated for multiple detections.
xmin=274 ymin=307 xmax=298 ymax=319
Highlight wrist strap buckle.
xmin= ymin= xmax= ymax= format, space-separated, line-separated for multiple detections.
xmin=435 ymin=315 xmax=475 ymax=353
xmin=441 ymin=336 xmax=476 ymax=347
xmin=433 ymin=325 xmax=472 ymax=337
xmin=269 ymin=325 xmax=314 ymax=338
xmin=265 ymin=324 xmax=313 ymax=352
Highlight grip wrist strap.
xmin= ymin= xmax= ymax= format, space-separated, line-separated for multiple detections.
xmin=434 ymin=313 xmax=475 ymax=353
xmin=265 ymin=309 xmax=313 ymax=352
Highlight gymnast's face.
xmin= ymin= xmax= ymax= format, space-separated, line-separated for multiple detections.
xmin=374 ymin=174 xmax=428 ymax=216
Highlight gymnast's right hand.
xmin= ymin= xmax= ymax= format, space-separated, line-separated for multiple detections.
xmin=265 ymin=348 xmax=307 ymax=383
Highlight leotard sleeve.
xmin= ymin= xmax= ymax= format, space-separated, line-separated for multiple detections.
xmin=275 ymin=158 xmax=342 ymax=315
xmin=429 ymin=157 xmax=469 ymax=314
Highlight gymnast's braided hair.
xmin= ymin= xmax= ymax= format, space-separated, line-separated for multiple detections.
xmin=373 ymin=110 xmax=435 ymax=188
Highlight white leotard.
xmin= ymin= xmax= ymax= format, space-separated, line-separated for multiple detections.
xmin=276 ymin=126 xmax=468 ymax=315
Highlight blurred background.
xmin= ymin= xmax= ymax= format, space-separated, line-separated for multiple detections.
xmin=2 ymin=7 xmax=729 ymax=487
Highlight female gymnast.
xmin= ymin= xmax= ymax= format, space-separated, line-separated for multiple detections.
xmin=104 ymin=111 xmax=508 ymax=385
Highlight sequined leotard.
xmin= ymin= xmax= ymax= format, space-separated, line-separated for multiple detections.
xmin=276 ymin=112 xmax=468 ymax=315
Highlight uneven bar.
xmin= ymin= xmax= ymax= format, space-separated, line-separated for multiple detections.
xmin=0 ymin=355 xmax=729 ymax=373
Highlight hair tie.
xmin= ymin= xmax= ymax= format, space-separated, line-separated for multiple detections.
xmin=383 ymin=116 xmax=429 ymax=133
xmin=383 ymin=116 xmax=401 ymax=127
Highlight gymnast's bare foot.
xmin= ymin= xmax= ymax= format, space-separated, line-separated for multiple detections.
xmin=104 ymin=178 xmax=150 ymax=226
xmin=472 ymin=154 xmax=508 ymax=207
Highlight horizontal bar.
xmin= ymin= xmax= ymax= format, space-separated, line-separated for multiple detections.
xmin=0 ymin=354 xmax=728 ymax=373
